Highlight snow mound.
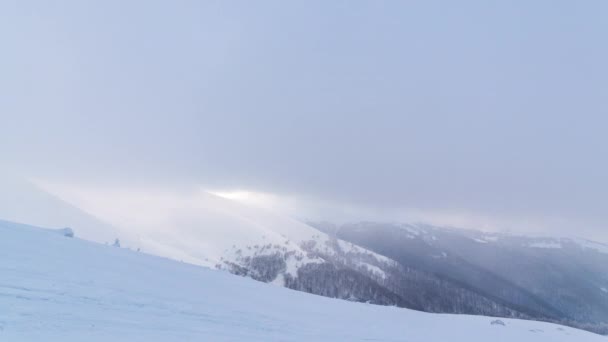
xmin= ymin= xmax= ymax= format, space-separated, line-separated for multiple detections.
xmin=55 ymin=227 xmax=74 ymax=237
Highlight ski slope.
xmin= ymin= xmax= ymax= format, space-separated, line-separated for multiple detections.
xmin=0 ymin=220 xmax=603 ymax=341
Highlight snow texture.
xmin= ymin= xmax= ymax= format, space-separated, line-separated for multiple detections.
xmin=528 ymin=241 xmax=563 ymax=249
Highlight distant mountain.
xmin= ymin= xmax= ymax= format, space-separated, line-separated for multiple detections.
xmin=308 ymin=221 xmax=608 ymax=334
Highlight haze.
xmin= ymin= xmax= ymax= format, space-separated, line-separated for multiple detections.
xmin=2 ymin=1 xmax=607 ymax=240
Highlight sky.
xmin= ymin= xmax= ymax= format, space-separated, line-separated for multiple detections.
xmin=1 ymin=1 xmax=608 ymax=240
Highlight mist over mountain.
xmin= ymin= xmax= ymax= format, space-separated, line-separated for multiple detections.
xmin=3 ymin=0 xmax=608 ymax=242
xmin=309 ymin=221 xmax=608 ymax=334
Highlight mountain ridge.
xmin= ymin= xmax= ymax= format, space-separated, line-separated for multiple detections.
xmin=309 ymin=221 xmax=608 ymax=334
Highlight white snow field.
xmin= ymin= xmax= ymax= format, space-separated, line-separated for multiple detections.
xmin=1 ymin=220 xmax=604 ymax=342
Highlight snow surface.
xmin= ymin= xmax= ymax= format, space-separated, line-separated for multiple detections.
xmin=0 ymin=220 xmax=604 ymax=342
xmin=528 ymin=241 xmax=563 ymax=249
xmin=354 ymin=261 xmax=387 ymax=279
xmin=574 ymin=238 xmax=608 ymax=255
xmin=472 ymin=236 xmax=500 ymax=244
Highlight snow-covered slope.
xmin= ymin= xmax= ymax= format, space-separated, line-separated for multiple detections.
xmin=315 ymin=221 xmax=608 ymax=334
xmin=0 ymin=176 xmax=124 ymax=244
xmin=0 ymin=220 xmax=603 ymax=342
xmin=129 ymin=190 xmax=355 ymax=272
xmin=23 ymin=183 xmax=394 ymax=287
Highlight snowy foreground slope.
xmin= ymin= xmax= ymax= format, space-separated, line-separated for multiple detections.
xmin=1 ymin=221 xmax=604 ymax=342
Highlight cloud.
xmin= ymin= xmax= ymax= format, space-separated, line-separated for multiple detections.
xmin=2 ymin=1 xmax=608 ymax=241
xmin=33 ymin=179 xmax=608 ymax=243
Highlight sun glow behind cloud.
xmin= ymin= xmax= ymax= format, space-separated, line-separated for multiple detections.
xmin=209 ymin=190 xmax=260 ymax=202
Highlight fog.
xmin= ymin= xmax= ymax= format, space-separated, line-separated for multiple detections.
xmin=2 ymin=1 xmax=607 ymax=240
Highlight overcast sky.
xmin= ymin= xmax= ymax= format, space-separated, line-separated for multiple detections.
xmin=2 ymin=1 xmax=608 ymax=239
